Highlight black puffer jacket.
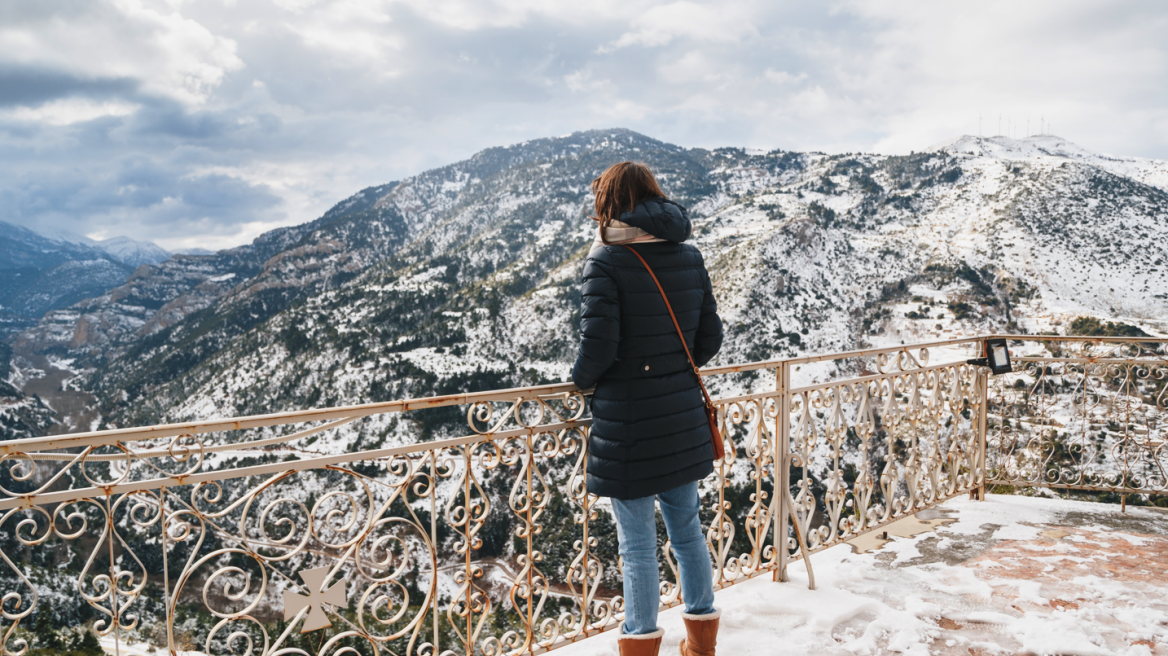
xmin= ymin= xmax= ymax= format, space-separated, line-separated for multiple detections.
xmin=571 ymin=197 xmax=723 ymax=500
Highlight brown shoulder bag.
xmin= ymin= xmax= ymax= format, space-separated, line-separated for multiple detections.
xmin=621 ymin=245 xmax=725 ymax=461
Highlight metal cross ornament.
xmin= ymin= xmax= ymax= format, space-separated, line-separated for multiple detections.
xmin=283 ymin=566 xmax=347 ymax=633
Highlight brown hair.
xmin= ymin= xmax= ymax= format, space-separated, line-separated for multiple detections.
xmin=590 ymin=161 xmax=666 ymax=244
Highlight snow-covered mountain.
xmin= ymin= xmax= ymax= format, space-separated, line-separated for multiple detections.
xmin=5 ymin=129 xmax=1167 ymax=444
xmin=0 ymin=221 xmax=173 ymax=323
xmin=92 ymin=235 xmax=172 ymax=269
xmin=24 ymin=225 xmax=172 ymax=269
xmin=932 ymin=134 xmax=1168 ymax=192
xmin=0 ymin=221 xmax=133 ymax=323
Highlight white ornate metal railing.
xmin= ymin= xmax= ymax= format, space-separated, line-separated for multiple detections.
xmin=984 ymin=336 xmax=1168 ymax=507
xmin=0 ymin=335 xmax=1162 ymax=656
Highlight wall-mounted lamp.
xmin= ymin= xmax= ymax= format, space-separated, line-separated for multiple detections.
xmin=967 ymin=337 xmax=1012 ymax=375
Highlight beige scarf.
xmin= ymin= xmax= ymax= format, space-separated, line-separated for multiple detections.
xmin=593 ymin=218 xmax=667 ymax=247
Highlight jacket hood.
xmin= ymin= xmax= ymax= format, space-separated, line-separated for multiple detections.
xmin=616 ymin=197 xmax=691 ymax=243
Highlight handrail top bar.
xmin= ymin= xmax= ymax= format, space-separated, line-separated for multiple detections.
xmin=699 ymin=336 xmax=983 ymax=374
xmin=711 ymin=359 xmax=977 ymax=406
xmin=1014 ymin=356 xmax=1168 ymax=365
xmin=988 ymin=334 xmax=1168 ymax=343
xmin=0 ymin=381 xmax=582 ymax=452
xmin=782 ymin=336 xmax=984 ymax=366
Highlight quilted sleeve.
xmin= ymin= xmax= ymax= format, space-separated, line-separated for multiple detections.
xmin=571 ymin=253 xmax=621 ymax=390
xmin=692 ymin=257 xmax=723 ymax=367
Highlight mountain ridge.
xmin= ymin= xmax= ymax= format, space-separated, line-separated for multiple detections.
xmin=930 ymin=134 xmax=1168 ymax=192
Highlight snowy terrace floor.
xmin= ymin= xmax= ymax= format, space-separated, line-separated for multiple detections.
xmin=557 ymin=495 xmax=1168 ymax=656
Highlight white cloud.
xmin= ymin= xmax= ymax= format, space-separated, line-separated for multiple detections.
xmin=788 ymin=86 xmax=831 ymax=118
xmin=564 ymin=70 xmax=607 ymax=93
xmin=0 ymin=0 xmax=242 ymax=106
xmin=561 ymin=71 xmax=651 ymax=120
xmin=1 ymin=98 xmax=140 ymax=125
xmin=270 ymin=0 xmax=329 ymax=12
xmin=764 ymin=69 xmax=807 ymax=85
xmin=658 ymin=50 xmax=722 ymax=84
xmin=274 ymin=0 xmax=399 ymax=61
xmin=600 ymin=1 xmax=760 ymax=52
xmin=388 ymin=0 xmax=652 ymax=31
xmin=154 ymin=219 xmax=286 ymax=252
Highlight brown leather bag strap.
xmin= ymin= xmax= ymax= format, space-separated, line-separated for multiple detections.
xmin=621 ymin=245 xmax=715 ymax=407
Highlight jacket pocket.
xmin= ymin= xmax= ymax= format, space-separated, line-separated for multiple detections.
xmin=635 ymin=353 xmax=691 ymax=377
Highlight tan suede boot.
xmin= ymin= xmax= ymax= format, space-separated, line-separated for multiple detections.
xmin=618 ymin=627 xmax=664 ymax=656
xmin=678 ymin=609 xmax=720 ymax=656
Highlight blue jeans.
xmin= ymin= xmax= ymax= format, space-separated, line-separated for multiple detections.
xmin=610 ymin=480 xmax=717 ymax=635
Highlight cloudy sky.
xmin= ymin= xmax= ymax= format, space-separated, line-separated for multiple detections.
xmin=2 ymin=0 xmax=1166 ymax=251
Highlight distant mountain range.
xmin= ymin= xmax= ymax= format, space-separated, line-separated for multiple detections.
xmin=11 ymin=224 xmax=172 ymax=269
xmin=0 ymin=221 xmax=172 ymax=322
xmin=3 ymin=129 xmax=1167 ymax=445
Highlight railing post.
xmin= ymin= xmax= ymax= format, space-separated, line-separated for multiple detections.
xmin=430 ymin=450 xmax=440 ymax=655
xmin=977 ymin=355 xmax=989 ymax=502
xmin=774 ymin=361 xmax=790 ymax=582
xmin=161 ymin=487 xmax=174 ymax=656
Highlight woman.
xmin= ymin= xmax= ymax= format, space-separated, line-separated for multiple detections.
xmin=572 ymin=161 xmax=724 ymax=656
